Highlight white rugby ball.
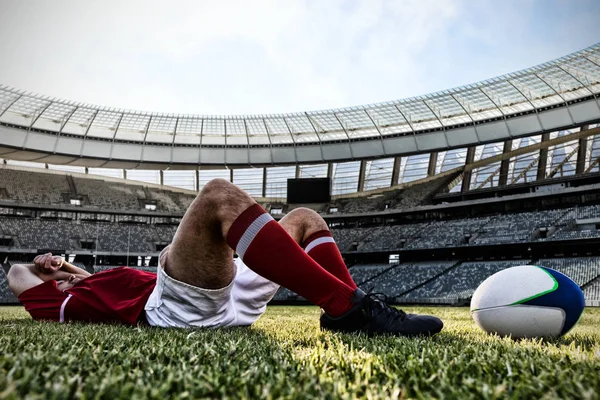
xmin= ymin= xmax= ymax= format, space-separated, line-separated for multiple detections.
xmin=471 ymin=265 xmax=585 ymax=339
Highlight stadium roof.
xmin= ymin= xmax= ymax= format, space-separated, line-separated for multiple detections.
xmin=0 ymin=43 xmax=599 ymax=167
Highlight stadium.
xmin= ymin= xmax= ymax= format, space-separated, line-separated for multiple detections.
xmin=1 ymin=5 xmax=600 ymax=397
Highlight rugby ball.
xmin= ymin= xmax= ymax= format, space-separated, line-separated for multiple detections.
xmin=471 ymin=265 xmax=585 ymax=339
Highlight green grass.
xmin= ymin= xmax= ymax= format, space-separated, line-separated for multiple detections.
xmin=1 ymin=306 xmax=599 ymax=399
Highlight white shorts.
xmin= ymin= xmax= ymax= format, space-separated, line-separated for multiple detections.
xmin=144 ymin=254 xmax=280 ymax=328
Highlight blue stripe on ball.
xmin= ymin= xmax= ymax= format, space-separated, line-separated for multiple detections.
xmin=521 ymin=267 xmax=585 ymax=336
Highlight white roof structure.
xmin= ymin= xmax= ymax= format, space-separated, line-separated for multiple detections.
xmin=0 ymin=43 xmax=599 ymax=168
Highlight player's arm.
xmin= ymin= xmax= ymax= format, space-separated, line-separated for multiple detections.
xmin=34 ymin=253 xmax=91 ymax=277
xmin=7 ymin=254 xmax=89 ymax=297
xmin=7 ymin=263 xmax=50 ymax=297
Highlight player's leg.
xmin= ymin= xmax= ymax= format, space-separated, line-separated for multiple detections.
xmin=278 ymin=207 xmax=357 ymax=289
xmin=163 ymin=178 xmax=356 ymax=319
xmin=164 ymin=178 xmax=254 ymax=290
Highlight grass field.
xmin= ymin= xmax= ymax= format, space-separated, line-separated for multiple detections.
xmin=1 ymin=306 xmax=599 ymax=399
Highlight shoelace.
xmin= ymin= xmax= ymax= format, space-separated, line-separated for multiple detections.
xmin=364 ymin=292 xmax=407 ymax=322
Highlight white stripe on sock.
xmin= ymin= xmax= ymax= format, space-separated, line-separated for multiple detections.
xmin=60 ymin=294 xmax=72 ymax=323
xmin=237 ymin=213 xmax=274 ymax=260
xmin=305 ymin=236 xmax=335 ymax=253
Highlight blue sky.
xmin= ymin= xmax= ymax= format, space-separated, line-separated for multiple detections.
xmin=0 ymin=0 xmax=598 ymax=115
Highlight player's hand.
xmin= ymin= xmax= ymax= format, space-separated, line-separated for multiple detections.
xmin=33 ymin=253 xmax=64 ymax=274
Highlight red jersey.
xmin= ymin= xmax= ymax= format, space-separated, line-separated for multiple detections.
xmin=18 ymin=267 xmax=156 ymax=325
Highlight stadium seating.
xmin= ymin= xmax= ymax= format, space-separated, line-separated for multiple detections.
xmin=403 ymin=260 xmax=529 ymax=300
xmin=80 ymin=222 xmax=157 ymax=253
xmin=73 ymin=177 xmax=145 ymax=211
xmin=583 ymin=278 xmax=600 ymax=300
xmin=359 ymin=223 xmax=430 ymax=252
xmin=348 ymin=263 xmax=392 ymax=286
xmin=536 ymin=257 xmax=600 ymax=286
xmin=0 ymin=217 xmax=82 ymax=249
xmin=330 ymin=227 xmax=374 ymax=252
xmin=406 ymin=217 xmax=490 ymax=249
xmin=93 ymin=265 xmax=157 ymax=273
xmin=576 ymin=204 xmax=600 ymax=219
xmin=0 ymin=168 xmax=70 ymax=205
xmin=0 ymin=267 xmax=19 ymax=304
xmin=363 ymin=261 xmax=456 ymax=298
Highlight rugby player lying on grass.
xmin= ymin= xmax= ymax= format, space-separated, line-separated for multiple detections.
xmin=8 ymin=179 xmax=443 ymax=336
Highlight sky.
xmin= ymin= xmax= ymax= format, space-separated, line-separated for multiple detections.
xmin=0 ymin=0 xmax=599 ymax=116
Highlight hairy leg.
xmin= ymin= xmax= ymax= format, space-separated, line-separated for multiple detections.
xmin=279 ymin=207 xmax=357 ymax=289
xmin=278 ymin=207 xmax=329 ymax=246
xmin=165 ymin=178 xmax=256 ymax=289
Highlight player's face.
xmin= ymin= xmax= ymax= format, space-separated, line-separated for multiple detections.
xmin=56 ymin=275 xmax=82 ymax=292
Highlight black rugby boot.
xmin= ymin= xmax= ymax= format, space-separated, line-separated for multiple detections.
xmin=320 ymin=289 xmax=443 ymax=337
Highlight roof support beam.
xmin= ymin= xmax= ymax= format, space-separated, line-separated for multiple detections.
xmin=393 ymin=104 xmax=420 ymax=152
xmin=498 ymin=140 xmax=513 ymax=186
xmin=422 ymin=100 xmax=450 ymax=148
xmin=332 ymin=113 xmax=354 ymax=159
xmin=478 ymin=87 xmax=513 ymax=137
xmin=427 ymin=152 xmax=438 ymax=177
xmin=262 ymin=167 xmax=267 ymax=198
xmin=556 ymin=64 xmax=600 ymax=114
xmin=461 ymin=146 xmax=476 ymax=193
xmin=450 ymin=93 xmax=481 ymax=142
xmin=391 ymin=156 xmax=401 ymax=186
xmin=537 ymin=132 xmax=551 ymax=180
xmin=281 ymin=117 xmax=299 ymax=164
xmin=0 ymin=94 xmax=22 ymax=118
xmin=197 ymin=118 xmax=204 ymax=166
xmin=357 ymin=160 xmax=367 ymax=192
xmin=533 ymin=72 xmax=575 ymax=125
xmin=507 ymin=80 xmax=544 ymax=130
xmin=363 ymin=109 xmax=387 ymax=156
xmin=576 ymin=125 xmax=590 ymax=175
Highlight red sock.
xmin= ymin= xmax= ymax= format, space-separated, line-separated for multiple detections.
xmin=227 ymin=205 xmax=356 ymax=317
xmin=302 ymin=230 xmax=357 ymax=290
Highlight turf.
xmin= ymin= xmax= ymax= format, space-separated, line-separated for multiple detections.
xmin=1 ymin=306 xmax=599 ymax=399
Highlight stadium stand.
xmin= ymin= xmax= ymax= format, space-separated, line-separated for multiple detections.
xmin=330 ymin=227 xmax=375 ymax=252
xmin=406 ymin=217 xmax=491 ymax=249
xmin=348 ymin=263 xmax=392 ymax=286
xmin=403 ymin=260 xmax=529 ymax=300
xmin=363 ymin=261 xmax=456 ymax=298
xmin=472 ymin=209 xmax=567 ymax=245
xmin=93 ymin=265 xmax=157 ymax=273
xmin=80 ymin=222 xmax=157 ymax=253
xmin=1 ymin=217 xmax=81 ymax=249
xmin=584 ymin=278 xmax=600 ymax=301
xmin=73 ymin=177 xmax=145 ymax=211
xmin=359 ymin=223 xmax=430 ymax=252
xmin=0 ymin=168 xmax=70 ymax=205
xmin=536 ymin=257 xmax=600 ymax=287
xmin=0 ymin=267 xmax=19 ymax=304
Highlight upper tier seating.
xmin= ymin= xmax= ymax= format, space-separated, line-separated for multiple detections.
xmin=330 ymin=227 xmax=375 ymax=252
xmin=583 ymin=278 xmax=600 ymax=300
xmin=536 ymin=257 xmax=600 ymax=286
xmin=73 ymin=177 xmax=145 ymax=211
xmin=80 ymin=222 xmax=157 ymax=253
xmin=576 ymin=204 xmax=600 ymax=219
xmin=93 ymin=265 xmax=157 ymax=273
xmin=0 ymin=217 xmax=82 ymax=249
xmin=406 ymin=217 xmax=490 ymax=249
xmin=404 ymin=260 xmax=529 ymax=300
xmin=0 ymin=267 xmax=19 ymax=304
xmin=364 ymin=261 xmax=455 ymax=297
xmin=348 ymin=264 xmax=391 ymax=286
xmin=360 ymin=223 xmax=430 ymax=252
xmin=472 ymin=209 xmax=567 ymax=245
xmin=0 ymin=168 xmax=70 ymax=205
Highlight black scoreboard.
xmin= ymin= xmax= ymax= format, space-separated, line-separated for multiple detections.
xmin=287 ymin=178 xmax=331 ymax=203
